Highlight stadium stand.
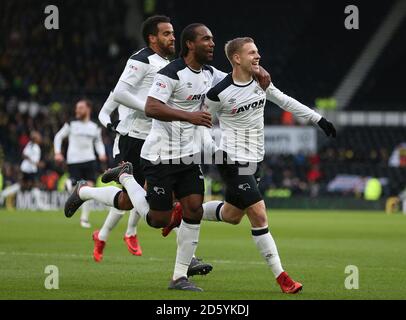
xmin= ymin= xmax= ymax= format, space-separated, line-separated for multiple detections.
xmin=350 ymin=18 xmax=406 ymax=110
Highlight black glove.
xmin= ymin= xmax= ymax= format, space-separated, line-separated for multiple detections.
xmin=318 ymin=117 xmax=336 ymax=138
xmin=107 ymin=120 xmax=120 ymax=133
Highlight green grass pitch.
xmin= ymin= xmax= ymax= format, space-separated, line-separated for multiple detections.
xmin=1 ymin=209 xmax=405 ymax=300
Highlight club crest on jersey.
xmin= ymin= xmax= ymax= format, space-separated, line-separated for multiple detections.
xmin=155 ymin=81 xmax=166 ymax=89
xmin=153 ymin=186 xmax=165 ymax=195
xmin=238 ymin=183 xmax=251 ymax=191
xmin=231 ymin=98 xmax=266 ymax=114
xmin=186 ymin=93 xmax=205 ymax=101
xmin=255 ymin=87 xmax=264 ymax=96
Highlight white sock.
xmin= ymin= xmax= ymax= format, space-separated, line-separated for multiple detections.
xmin=119 ymin=174 xmax=149 ymax=218
xmin=202 ymin=201 xmax=223 ymax=221
xmin=79 ymin=186 xmax=121 ymax=207
xmin=173 ymin=220 xmax=200 ymax=280
xmin=173 ymin=227 xmax=196 ymax=259
xmin=99 ymin=207 xmax=125 ymax=241
xmin=252 ymin=226 xmax=284 ymax=278
xmin=80 ymin=200 xmax=91 ymax=222
xmin=126 ymin=208 xmax=140 ymax=237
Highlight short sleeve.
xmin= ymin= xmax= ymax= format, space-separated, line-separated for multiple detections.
xmin=148 ymin=73 xmax=178 ymax=104
xmin=118 ymin=59 xmax=149 ymax=88
xmin=204 ymin=90 xmax=222 ymax=115
xmin=211 ymin=67 xmax=228 ymax=87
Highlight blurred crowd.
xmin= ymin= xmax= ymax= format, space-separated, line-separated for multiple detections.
xmin=0 ymin=0 xmax=136 ymax=191
xmin=0 ymin=0 xmax=137 ymax=105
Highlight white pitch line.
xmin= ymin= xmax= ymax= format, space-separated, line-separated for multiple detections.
xmin=0 ymin=251 xmax=266 ymax=265
xmin=0 ymin=251 xmax=342 ymax=269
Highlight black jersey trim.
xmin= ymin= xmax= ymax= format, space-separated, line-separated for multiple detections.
xmin=130 ymin=47 xmax=155 ymax=64
xmin=203 ymin=65 xmax=214 ymax=74
xmin=157 ymin=58 xmax=186 ymax=80
xmin=232 ymin=78 xmax=254 ymax=87
xmin=206 ymin=73 xmax=233 ymax=102
xmin=187 ymin=66 xmax=202 ymax=74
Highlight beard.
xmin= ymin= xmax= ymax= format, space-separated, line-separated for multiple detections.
xmin=158 ymin=41 xmax=175 ymax=58
xmin=195 ymin=49 xmax=212 ymax=65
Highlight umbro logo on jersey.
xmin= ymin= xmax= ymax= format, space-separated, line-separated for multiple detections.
xmin=186 ymin=93 xmax=206 ymax=101
xmin=231 ymin=98 xmax=266 ymax=114
xmin=155 ymin=82 xmax=166 ymax=89
xmin=228 ymin=98 xmax=237 ymax=104
xmin=186 ymin=82 xmax=193 ymax=88
xmin=129 ymin=65 xmax=138 ymax=71
xmin=238 ymin=183 xmax=251 ymax=191
xmin=153 ymin=186 xmax=165 ymax=195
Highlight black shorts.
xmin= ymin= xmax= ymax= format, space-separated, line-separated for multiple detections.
xmin=68 ymin=160 xmax=97 ymax=183
xmin=142 ymin=158 xmax=205 ymax=211
xmin=22 ymin=172 xmax=38 ymax=183
xmin=217 ymin=159 xmax=263 ymax=210
xmin=115 ymin=135 xmax=145 ymax=186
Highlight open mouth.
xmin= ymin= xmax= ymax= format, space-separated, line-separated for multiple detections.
xmin=252 ymin=61 xmax=260 ymax=70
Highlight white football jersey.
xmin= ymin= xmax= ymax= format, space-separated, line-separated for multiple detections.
xmin=205 ymin=74 xmax=322 ymax=162
xmin=115 ymin=47 xmax=170 ymax=140
xmin=20 ymin=142 xmax=41 ymax=173
xmin=141 ymin=58 xmax=227 ymax=161
xmin=54 ymin=120 xmax=106 ymax=164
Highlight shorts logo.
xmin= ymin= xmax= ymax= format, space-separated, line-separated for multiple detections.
xmin=238 ymin=183 xmax=251 ymax=191
xmin=153 ymin=186 xmax=165 ymax=195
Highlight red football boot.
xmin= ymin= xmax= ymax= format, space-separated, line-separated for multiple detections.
xmin=161 ymin=202 xmax=183 ymax=237
xmin=124 ymin=234 xmax=142 ymax=256
xmin=92 ymin=230 xmax=106 ymax=262
xmin=276 ymin=271 xmax=303 ymax=294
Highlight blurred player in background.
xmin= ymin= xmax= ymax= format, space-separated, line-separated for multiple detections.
xmin=20 ymin=131 xmax=42 ymax=191
xmin=54 ymin=99 xmax=107 ymax=228
xmin=201 ymin=37 xmax=336 ymax=293
xmin=19 ymin=130 xmax=49 ymax=210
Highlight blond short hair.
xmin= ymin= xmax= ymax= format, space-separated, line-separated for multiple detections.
xmin=224 ymin=37 xmax=254 ymax=65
